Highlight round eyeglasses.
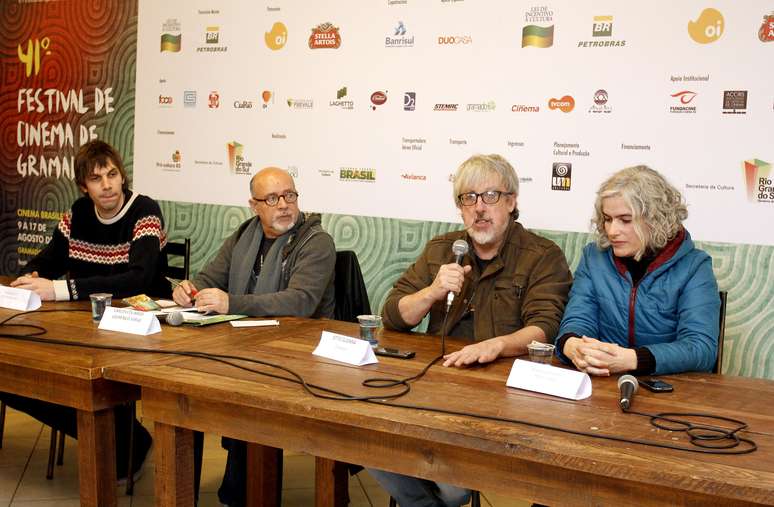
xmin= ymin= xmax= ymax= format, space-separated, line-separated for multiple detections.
xmin=457 ymin=190 xmax=513 ymax=206
xmin=252 ymin=191 xmax=299 ymax=207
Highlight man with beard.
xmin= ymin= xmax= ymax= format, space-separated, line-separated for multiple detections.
xmin=172 ymin=166 xmax=335 ymax=507
xmin=370 ymin=154 xmax=572 ymax=507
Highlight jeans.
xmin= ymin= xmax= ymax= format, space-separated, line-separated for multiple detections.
xmin=368 ymin=468 xmax=471 ymax=507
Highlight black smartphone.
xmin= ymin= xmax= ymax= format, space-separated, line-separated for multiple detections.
xmin=638 ymin=378 xmax=674 ymax=392
xmin=374 ymin=347 xmax=415 ymax=359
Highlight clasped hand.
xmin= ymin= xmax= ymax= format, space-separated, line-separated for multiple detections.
xmin=564 ymin=336 xmax=637 ymax=376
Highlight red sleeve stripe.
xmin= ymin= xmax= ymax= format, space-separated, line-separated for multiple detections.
xmin=57 ymin=212 xmax=72 ymax=239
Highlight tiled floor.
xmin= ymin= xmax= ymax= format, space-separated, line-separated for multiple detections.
xmin=0 ymin=405 xmax=529 ymax=506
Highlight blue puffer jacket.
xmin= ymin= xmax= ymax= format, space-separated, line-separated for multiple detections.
xmin=556 ymin=230 xmax=719 ymax=375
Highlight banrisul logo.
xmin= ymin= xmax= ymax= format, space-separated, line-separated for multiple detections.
xmin=386 ymin=21 xmax=414 ymax=47
xmin=522 ymin=6 xmax=554 ymax=48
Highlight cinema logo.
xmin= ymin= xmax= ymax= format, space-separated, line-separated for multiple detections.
xmin=670 ymin=90 xmax=697 ymax=113
xmin=227 ymin=141 xmax=252 ymax=175
xmin=588 ymin=89 xmax=612 ymax=114
xmin=551 ymin=162 xmax=571 ymax=191
xmin=722 ymin=90 xmax=747 ymax=114
xmin=330 ymin=87 xmax=354 ymax=110
xmin=156 ymin=150 xmax=182 ymax=172
xmin=743 ymin=159 xmax=773 ymax=202
xmin=197 ymin=26 xmax=228 ymax=52
xmin=548 ymin=95 xmax=574 ymax=113
xmin=161 ymin=19 xmax=181 ymax=52
xmin=339 ymin=167 xmax=376 ymax=182
xmin=309 ymin=23 xmax=341 ymax=49
xmin=578 ymin=15 xmax=626 ymax=48
xmin=386 ymin=21 xmax=414 ymax=47
xmin=512 ymin=104 xmax=539 ymax=112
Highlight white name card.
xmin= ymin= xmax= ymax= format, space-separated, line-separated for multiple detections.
xmin=230 ymin=319 xmax=280 ymax=327
xmin=312 ymin=330 xmax=378 ymax=366
xmin=506 ymin=359 xmax=592 ymax=400
xmin=0 ymin=285 xmax=41 ymax=311
xmin=98 ymin=306 xmax=161 ymax=336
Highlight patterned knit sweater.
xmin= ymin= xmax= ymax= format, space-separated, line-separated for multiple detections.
xmin=22 ymin=191 xmax=170 ymax=300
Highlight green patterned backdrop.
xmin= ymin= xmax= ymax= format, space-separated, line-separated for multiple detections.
xmin=157 ymin=201 xmax=773 ymax=381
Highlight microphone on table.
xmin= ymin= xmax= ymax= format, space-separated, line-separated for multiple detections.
xmin=166 ymin=311 xmax=184 ymax=326
xmin=446 ymin=239 xmax=469 ymax=310
xmin=618 ymin=374 xmax=638 ymax=411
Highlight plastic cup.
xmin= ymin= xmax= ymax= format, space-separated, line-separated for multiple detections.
xmin=89 ymin=293 xmax=112 ymax=322
xmin=357 ymin=314 xmax=382 ymax=347
xmin=527 ymin=341 xmax=555 ymax=364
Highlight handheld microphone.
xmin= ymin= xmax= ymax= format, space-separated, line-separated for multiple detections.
xmin=166 ymin=311 xmax=184 ymax=326
xmin=446 ymin=239 xmax=469 ymax=309
xmin=617 ymin=374 xmax=638 ymax=410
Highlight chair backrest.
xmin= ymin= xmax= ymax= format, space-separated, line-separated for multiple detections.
xmin=333 ymin=250 xmax=371 ymax=323
xmin=713 ymin=290 xmax=728 ymax=374
xmin=165 ymin=238 xmax=191 ymax=281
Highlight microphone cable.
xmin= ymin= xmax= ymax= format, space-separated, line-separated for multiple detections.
xmin=0 ymin=309 xmax=758 ymax=455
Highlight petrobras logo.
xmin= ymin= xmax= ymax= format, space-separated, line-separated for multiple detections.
xmin=437 ymin=35 xmax=472 ymax=45
xmin=386 ymin=21 xmax=414 ymax=47
xmin=197 ymin=26 xmax=228 ymax=52
xmin=339 ymin=167 xmax=376 ymax=182
xmin=548 ymin=95 xmax=574 ymax=112
xmin=578 ymin=15 xmax=626 ymax=48
xmin=688 ymin=8 xmax=724 ymax=44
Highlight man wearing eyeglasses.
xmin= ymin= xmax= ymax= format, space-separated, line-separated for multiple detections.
xmin=172 ymin=166 xmax=335 ymax=318
xmin=172 ymin=166 xmax=335 ymax=506
xmin=373 ymin=154 xmax=572 ymax=506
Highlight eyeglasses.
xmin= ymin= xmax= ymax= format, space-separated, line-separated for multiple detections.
xmin=457 ymin=190 xmax=513 ymax=206
xmin=252 ymin=191 xmax=299 ymax=207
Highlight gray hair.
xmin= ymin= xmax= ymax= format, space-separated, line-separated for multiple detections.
xmin=452 ymin=154 xmax=520 ymax=218
xmin=593 ymin=165 xmax=688 ymax=260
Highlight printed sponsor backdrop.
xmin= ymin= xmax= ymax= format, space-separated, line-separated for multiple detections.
xmin=134 ymin=1 xmax=774 ymax=245
xmin=1 ymin=1 xmax=772 ymax=380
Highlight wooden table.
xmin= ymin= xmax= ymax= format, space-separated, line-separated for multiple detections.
xmin=0 ymin=296 xmax=280 ymax=506
xmin=103 ymin=317 xmax=774 ymax=507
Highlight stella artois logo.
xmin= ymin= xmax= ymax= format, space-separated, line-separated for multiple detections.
xmin=759 ymin=13 xmax=774 ymax=42
xmin=309 ymin=22 xmax=341 ymax=49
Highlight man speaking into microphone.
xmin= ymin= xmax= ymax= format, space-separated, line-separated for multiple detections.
xmin=373 ymin=154 xmax=572 ymax=506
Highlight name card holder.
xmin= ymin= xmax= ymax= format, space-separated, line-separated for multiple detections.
xmin=0 ymin=285 xmax=41 ymax=311
xmin=313 ymin=330 xmax=378 ymax=366
xmin=506 ymin=359 xmax=592 ymax=400
xmin=98 ymin=306 xmax=161 ymax=336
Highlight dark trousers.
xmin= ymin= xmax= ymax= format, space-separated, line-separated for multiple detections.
xmin=218 ymin=437 xmax=283 ymax=507
xmin=0 ymin=391 xmax=152 ymax=479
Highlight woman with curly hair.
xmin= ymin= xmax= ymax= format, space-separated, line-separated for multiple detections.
xmin=555 ymin=166 xmax=720 ymax=376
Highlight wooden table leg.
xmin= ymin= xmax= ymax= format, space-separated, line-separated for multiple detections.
xmin=76 ymin=408 xmax=117 ymax=507
xmin=246 ymin=443 xmax=282 ymax=506
xmin=315 ymin=457 xmax=349 ymax=507
xmin=154 ymin=422 xmax=194 ymax=507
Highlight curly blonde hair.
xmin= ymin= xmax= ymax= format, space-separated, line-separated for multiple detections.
xmin=593 ymin=166 xmax=687 ymax=260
